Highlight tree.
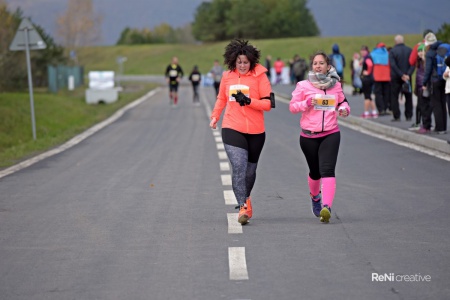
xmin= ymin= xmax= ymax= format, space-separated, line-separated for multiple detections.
xmin=56 ymin=0 xmax=102 ymax=48
xmin=436 ymin=23 xmax=450 ymax=44
xmin=192 ymin=0 xmax=320 ymax=42
xmin=0 ymin=1 xmax=66 ymax=91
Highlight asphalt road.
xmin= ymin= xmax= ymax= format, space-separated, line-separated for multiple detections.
xmin=0 ymin=85 xmax=449 ymax=300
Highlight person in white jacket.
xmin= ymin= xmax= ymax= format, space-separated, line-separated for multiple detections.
xmin=443 ymin=56 xmax=450 ymax=118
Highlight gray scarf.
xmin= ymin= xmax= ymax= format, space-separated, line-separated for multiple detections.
xmin=307 ymin=66 xmax=340 ymax=90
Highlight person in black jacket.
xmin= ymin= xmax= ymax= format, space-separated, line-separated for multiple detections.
xmin=389 ymin=35 xmax=415 ymax=121
xmin=165 ymin=56 xmax=184 ymax=107
xmin=188 ymin=65 xmax=201 ymax=105
xmin=422 ymin=33 xmax=447 ymax=134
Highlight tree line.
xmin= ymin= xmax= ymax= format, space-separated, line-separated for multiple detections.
xmin=117 ymin=0 xmax=319 ymax=45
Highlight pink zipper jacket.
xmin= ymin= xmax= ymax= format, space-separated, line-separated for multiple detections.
xmin=289 ymin=80 xmax=350 ymax=135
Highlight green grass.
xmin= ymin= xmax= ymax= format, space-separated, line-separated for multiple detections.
xmin=0 ymin=82 xmax=157 ymax=168
xmin=77 ymin=34 xmax=421 ymax=82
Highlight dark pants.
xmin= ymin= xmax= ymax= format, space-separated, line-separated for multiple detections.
xmin=300 ymin=132 xmax=340 ymax=180
xmin=431 ymin=80 xmax=447 ymax=132
xmin=374 ymin=81 xmax=391 ymax=113
xmin=214 ymin=81 xmax=220 ymax=96
xmin=420 ymin=92 xmax=433 ymax=130
xmin=391 ymin=79 xmax=413 ymax=120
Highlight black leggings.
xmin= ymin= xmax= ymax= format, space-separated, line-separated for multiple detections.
xmin=222 ymin=128 xmax=265 ymax=163
xmin=222 ymin=128 xmax=265 ymax=205
xmin=300 ymin=132 xmax=340 ymax=180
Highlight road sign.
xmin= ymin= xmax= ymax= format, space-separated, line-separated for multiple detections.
xmin=9 ymin=18 xmax=46 ymax=51
xmin=9 ymin=18 xmax=47 ymax=140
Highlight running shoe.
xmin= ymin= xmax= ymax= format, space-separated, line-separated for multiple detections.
xmin=238 ymin=204 xmax=250 ymax=225
xmin=417 ymin=127 xmax=431 ymax=134
xmin=320 ymin=205 xmax=331 ymax=223
xmin=360 ymin=113 xmax=371 ymax=119
xmin=245 ymin=197 xmax=252 ymax=219
xmin=310 ymin=192 xmax=322 ymax=217
xmin=408 ymin=123 xmax=421 ymax=131
xmin=371 ymin=112 xmax=379 ymax=118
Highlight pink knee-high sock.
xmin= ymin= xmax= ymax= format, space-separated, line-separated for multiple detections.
xmin=308 ymin=176 xmax=321 ymax=197
xmin=321 ymin=177 xmax=336 ymax=207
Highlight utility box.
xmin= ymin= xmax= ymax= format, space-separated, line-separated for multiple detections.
xmin=85 ymin=71 xmax=121 ymax=104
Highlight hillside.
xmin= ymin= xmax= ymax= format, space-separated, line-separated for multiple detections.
xmin=76 ymin=34 xmax=422 ymax=80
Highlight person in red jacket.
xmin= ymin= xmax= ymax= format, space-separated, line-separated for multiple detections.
xmin=210 ymin=39 xmax=273 ymax=225
xmin=273 ymin=57 xmax=285 ymax=85
xmin=371 ymin=43 xmax=391 ymax=115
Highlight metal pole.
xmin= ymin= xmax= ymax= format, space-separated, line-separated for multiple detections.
xmin=24 ymin=27 xmax=37 ymax=140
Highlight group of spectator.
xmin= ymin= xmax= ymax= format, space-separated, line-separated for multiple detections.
xmin=350 ymin=31 xmax=450 ymax=134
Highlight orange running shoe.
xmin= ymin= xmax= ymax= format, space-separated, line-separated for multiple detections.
xmin=238 ymin=205 xmax=250 ymax=225
xmin=245 ymin=197 xmax=253 ymax=219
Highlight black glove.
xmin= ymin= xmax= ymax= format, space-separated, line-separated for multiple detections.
xmin=232 ymin=90 xmax=251 ymax=106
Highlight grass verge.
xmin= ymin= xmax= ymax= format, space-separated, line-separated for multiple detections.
xmin=0 ymin=82 xmax=157 ymax=169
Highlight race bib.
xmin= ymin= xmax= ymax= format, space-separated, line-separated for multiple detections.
xmin=229 ymin=84 xmax=250 ymax=101
xmin=192 ymin=74 xmax=200 ymax=81
xmin=313 ymin=94 xmax=336 ymax=111
xmin=169 ymin=70 xmax=178 ymax=77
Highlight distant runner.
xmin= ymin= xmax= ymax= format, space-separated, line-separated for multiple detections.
xmin=165 ymin=56 xmax=184 ymax=107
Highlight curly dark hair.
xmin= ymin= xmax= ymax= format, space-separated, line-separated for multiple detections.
xmin=309 ymin=51 xmax=331 ymax=69
xmin=223 ymin=39 xmax=261 ymax=71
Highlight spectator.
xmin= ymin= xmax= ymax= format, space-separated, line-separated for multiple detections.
xmin=371 ymin=42 xmax=391 ymax=115
xmin=360 ymin=45 xmax=378 ymax=118
xmin=422 ymin=32 xmax=447 ymax=134
xmin=409 ymin=29 xmax=434 ymax=67
xmin=329 ymin=43 xmax=346 ymax=85
xmin=389 ymin=35 xmax=415 ymax=122
xmin=410 ymin=43 xmax=432 ymax=132
xmin=444 ymin=56 xmax=450 ymax=119
xmin=350 ymin=52 xmax=362 ymax=95
xmin=265 ymin=55 xmax=272 ymax=81
xmin=292 ymin=54 xmax=308 ymax=83
xmin=273 ymin=57 xmax=284 ymax=85
xmin=210 ymin=59 xmax=224 ymax=96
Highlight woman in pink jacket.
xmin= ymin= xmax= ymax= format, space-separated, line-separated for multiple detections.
xmin=289 ymin=51 xmax=351 ymax=223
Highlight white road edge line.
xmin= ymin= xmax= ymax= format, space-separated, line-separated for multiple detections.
xmin=276 ymin=96 xmax=450 ymax=162
xmin=228 ymin=247 xmax=249 ymax=280
xmin=227 ymin=213 xmax=243 ymax=234
xmin=0 ymin=88 xmax=161 ymax=180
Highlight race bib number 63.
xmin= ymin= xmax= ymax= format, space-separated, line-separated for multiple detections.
xmin=314 ymin=94 xmax=336 ymax=111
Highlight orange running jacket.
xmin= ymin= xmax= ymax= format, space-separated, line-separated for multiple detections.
xmin=210 ymin=64 xmax=272 ymax=134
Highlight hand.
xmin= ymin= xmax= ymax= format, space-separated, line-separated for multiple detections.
xmin=210 ymin=117 xmax=218 ymax=129
xmin=338 ymin=107 xmax=348 ymax=117
xmin=307 ymin=98 xmax=317 ymax=106
xmin=232 ymin=91 xmax=251 ymax=106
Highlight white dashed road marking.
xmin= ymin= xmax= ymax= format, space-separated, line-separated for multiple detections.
xmin=227 ymin=213 xmax=243 ymax=234
xmin=201 ymin=89 xmax=248 ymax=281
xmin=223 ymin=190 xmax=238 ymax=205
xmin=228 ymin=247 xmax=249 ymax=280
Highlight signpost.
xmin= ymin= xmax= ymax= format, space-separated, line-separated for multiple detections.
xmin=9 ymin=18 xmax=47 ymax=140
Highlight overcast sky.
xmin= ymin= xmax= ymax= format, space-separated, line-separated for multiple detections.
xmin=6 ymin=0 xmax=450 ymax=45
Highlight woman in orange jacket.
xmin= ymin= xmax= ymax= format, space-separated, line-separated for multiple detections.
xmin=210 ymin=39 xmax=273 ymax=225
